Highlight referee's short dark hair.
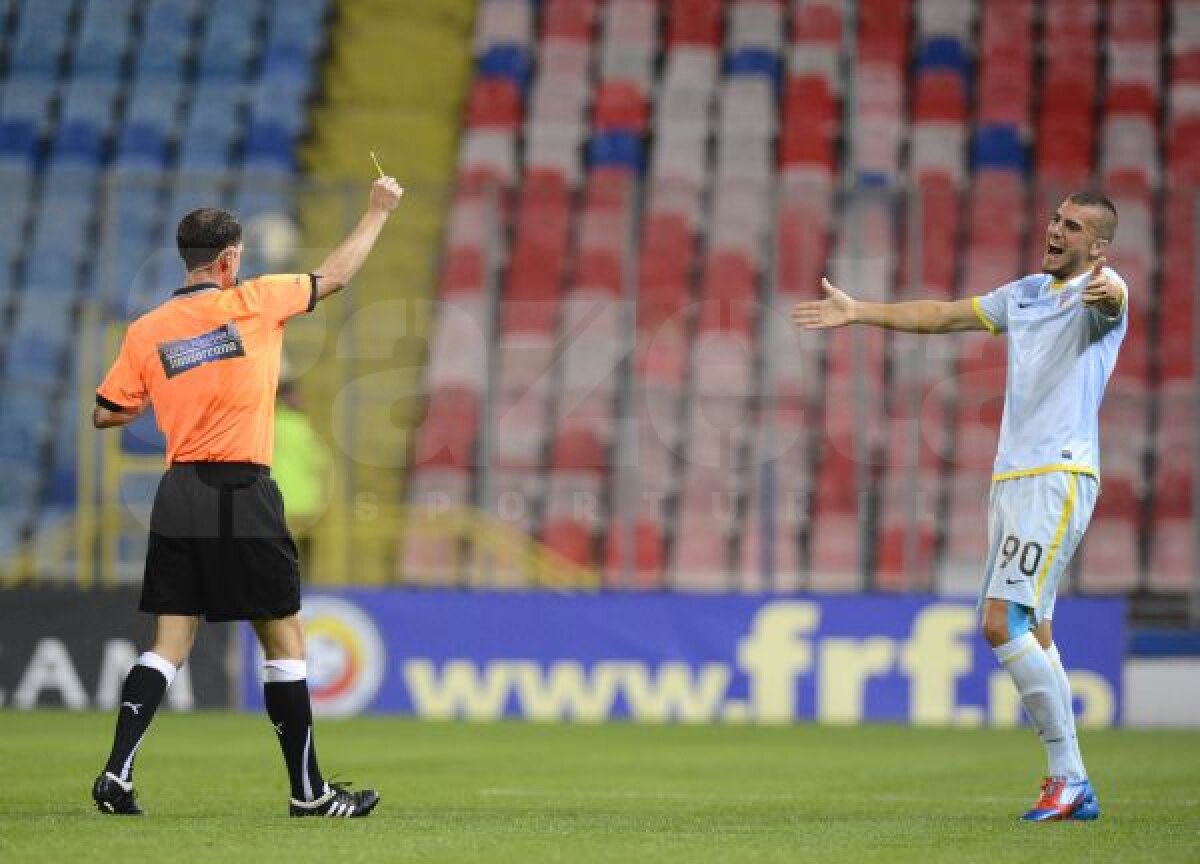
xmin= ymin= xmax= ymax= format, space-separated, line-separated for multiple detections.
xmin=177 ymin=208 xmax=243 ymax=271
xmin=1067 ymin=191 xmax=1119 ymax=242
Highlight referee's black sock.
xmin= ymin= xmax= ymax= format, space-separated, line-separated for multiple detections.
xmin=263 ymin=659 xmax=326 ymax=802
xmin=103 ymin=652 xmax=176 ymax=782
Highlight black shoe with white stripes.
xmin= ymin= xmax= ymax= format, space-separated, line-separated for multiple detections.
xmin=289 ymin=782 xmax=379 ymax=819
xmin=92 ymin=772 xmax=144 ymax=815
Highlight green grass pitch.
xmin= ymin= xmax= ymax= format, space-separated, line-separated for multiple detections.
xmin=0 ymin=712 xmax=1197 ymax=863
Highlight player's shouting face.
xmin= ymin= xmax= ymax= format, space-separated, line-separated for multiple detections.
xmin=1042 ymin=199 xmax=1111 ymax=280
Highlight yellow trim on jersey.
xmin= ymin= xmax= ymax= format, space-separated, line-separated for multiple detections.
xmin=971 ymin=296 xmax=1000 ymax=335
xmin=1049 ymin=278 xmax=1066 ymax=293
xmin=992 ymin=464 xmax=1098 ymax=482
xmin=1034 ymin=473 xmax=1079 ymax=603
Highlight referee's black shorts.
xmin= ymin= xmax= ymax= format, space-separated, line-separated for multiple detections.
xmin=141 ymin=462 xmax=301 ymax=622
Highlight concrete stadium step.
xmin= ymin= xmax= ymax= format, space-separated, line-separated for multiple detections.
xmin=295 ymin=0 xmax=474 ymax=581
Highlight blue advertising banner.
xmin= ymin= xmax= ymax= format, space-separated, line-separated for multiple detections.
xmin=241 ymin=592 xmax=1125 ymax=726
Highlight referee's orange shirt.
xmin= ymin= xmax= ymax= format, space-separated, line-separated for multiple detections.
xmin=96 ymin=275 xmax=317 ymax=466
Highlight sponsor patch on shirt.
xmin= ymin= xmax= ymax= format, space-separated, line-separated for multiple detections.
xmin=1061 ymin=449 xmax=1073 ymax=460
xmin=157 ymin=322 xmax=246 ymax=378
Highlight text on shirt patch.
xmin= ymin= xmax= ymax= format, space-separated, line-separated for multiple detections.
xmin=157 ymin=322 xmax=246 ymax=378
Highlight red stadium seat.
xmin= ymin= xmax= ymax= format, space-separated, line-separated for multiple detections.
xmin=413 ymin=386 xmax=480 ymax=470
xmin=439 ymin=246 xmax=485 ymax=296
xmin=913 ymin=71 xmax=967 ymax=123
xmin=667 ymin=0 xmax=721 ymax=47
xmin=542 ymin=517 xmax=595 ymax=567
xmin=466 ymin=79 xmax=522 ymax=129
xmin=592 ymin=80 xmax=648 ymax=132
xmin=551 ymin=424 xmax=606 ymax=473
xmin=792 ymin=2 xmax=841 ymax=45
xmin=542 ymin=0 xmax=598 ymax=42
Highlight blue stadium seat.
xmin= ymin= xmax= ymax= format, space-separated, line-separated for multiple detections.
xmin=112 ymin=183 xmax=163 ymax=238
xmin=0 ymin=176 xmax=31 ymax=259
xmin=125 ymin=79 xmax=183 ymax=128
xmin=6 ymin=295 xmax=74 ymax=384
xmin=42 ymin=162 xmax=100 ymax=202
xmin=269 ymin=0 xmax=329 ymax=36
xmin=59 ymin=80 xmax=120 ymax=134
xmin=587 ymin=131 xmax=643 ymax=173
xmin=0 ymin=516 xmax=23 ymax=557
xmin=267 ymin=3 xmax=327 ymax=55
xmin=71 ymin=26 xmax=129 ymax=79
xmin=0 ymin=461 xmax=40 ymax=517
xmin=1 ymin=76 xmax=57 ymax=130
xmin=30 ymin=216 xmax=90 ymax=263
xmin=183 ymin=84 xmax=244 ymax=140
xmin=234 ymin=182 xmax=289 ymax=220
xmin=46 ymin=433 xmax=79 ymax=508
xmin=972 ymin=124 xmax=1026 ymax=173
xmin=917 ymin=37 xmax=970 ymax=80
xmin=0 ymin=119 xmax=38 ymax=165
xmin=141 ymin=0 xmax=194 ymax=39
xmin=250 ymin=79 xmax=307 ymax=135
xmin=17 ymin=0 xmax=75 ymax=23
xmin=9 ymin=0 xmax=73 ymax=78
xmin=260 ymin=42 xmax=316 ymax=93
xmin=52 ymin=121 xmax=105 ymax=166
xmin=24 ymin=249 xmax=82 ymax=295
xmin=243 ymin=121 xmax=294 ymax=170
xmin=9 ymin=35 xmax=64 ymax=78
xmin=178 ymin=137 xmax=231 ymax=170
xmin=727 ymin=48 xmax=782 ymax=88
xmin=134 ymin=36 xmax=190 ymax=81
xmin=77 ymin=0 xmax=137 ymax=29
xmin=115 ymin=122 xmax=169 ymax=170
xmin=197 ymin=41 xmax=252 ymax=82
xmin=477 ymin=44 xmax=531 ymax=92
xmin=0 ymin=380 xmax=52 ymax=464
xmin=856 ymin=171 xmax=892 ymax=190
xmin=199 ymin=3 xmax=260 ymax=74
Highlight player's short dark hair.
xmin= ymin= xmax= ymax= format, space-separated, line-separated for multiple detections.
xmin=176 ymin=208 xmax=243 ymax=271
xmin=1067 ymin=191 xmax=1118 ymax=241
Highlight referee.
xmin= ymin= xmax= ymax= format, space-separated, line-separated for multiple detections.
xmin=90 ymin=176 xmax=403 ymax=818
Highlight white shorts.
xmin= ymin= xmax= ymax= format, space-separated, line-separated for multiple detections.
xmin=978 ymin=471 xmax=1099 ymax=624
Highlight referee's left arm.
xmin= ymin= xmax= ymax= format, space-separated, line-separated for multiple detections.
xmin=94 ymin=329 xmax=149 ymax=429
xmin=93 ymin=400 xmax=144 ymax=429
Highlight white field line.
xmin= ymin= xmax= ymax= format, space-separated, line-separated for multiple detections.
xmin=477 ymin=787 xmax=1200 ymax=808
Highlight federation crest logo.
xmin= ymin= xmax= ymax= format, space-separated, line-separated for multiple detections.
xmin=300 ymin=595 xmax=386 ymax=716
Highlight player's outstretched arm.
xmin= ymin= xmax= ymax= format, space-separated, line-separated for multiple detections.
xmin=312 ymin=176 xmax=405 ymax=303
xmin=792 ymin=277 xmax=987 ymax=334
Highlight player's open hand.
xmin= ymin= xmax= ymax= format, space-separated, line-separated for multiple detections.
xmin=369 ymin=176 xmax=405 ymax=214
xmin=1081 ymin=257 xmax=1121 ymax=315
xmin=792 ymin=277 xmax=856 ymax=329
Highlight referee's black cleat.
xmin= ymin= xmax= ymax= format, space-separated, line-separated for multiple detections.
xmin=92 ymin=772 xmax=144 ymax=816
xmin=289 ymin=782 xmax=380 ymax=819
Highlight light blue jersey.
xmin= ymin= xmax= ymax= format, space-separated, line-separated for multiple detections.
xmin=971 ymin=267 xmax=1128 ymax=481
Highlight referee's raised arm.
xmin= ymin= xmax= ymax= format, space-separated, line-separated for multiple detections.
xmin=311 ymin=176 xmax=405 ymax=303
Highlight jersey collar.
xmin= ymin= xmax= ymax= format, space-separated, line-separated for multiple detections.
xmin=173 ymin=281 xmax=221 ymax=298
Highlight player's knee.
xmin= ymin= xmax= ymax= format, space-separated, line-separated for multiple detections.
xmin=981 ymin=602 xmax=1033 ymax=646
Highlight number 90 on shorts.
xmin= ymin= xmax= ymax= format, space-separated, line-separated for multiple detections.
xmin=979 ymin=471 xmax=1099 ymax=624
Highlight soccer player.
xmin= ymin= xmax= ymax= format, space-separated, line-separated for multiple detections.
xmin=90 ymin=176 xmax=404 ymax=817
xmin=793 ymin=192 xmax=1127 ymax=821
